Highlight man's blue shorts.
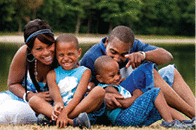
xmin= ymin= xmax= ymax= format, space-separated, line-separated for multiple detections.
xmin=120 ymin=62 xmax=175 ymax=94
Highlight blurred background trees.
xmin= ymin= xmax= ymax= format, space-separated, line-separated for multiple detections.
xmin=0 ymin=0 xmax=194 ymax=36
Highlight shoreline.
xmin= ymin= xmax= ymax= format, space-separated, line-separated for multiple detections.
xmin=0 ymin=35 xmax=195 ymax=44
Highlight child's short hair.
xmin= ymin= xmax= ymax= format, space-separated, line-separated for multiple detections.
xmin=108 ymin=25 xmax=135 ymax=47
xmin=56 ymin=34 xmax=79 ymax=50
xmin=94 ymin=55 xmax=114 ymax=75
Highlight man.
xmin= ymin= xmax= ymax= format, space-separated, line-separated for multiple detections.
xmin=80 ymin=25 xmax=195 ymax=120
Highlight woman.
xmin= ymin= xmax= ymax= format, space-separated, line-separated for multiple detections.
xmin=0 ymin=19 xmax=57 ymax=124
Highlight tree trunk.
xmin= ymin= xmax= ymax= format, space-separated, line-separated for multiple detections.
xmin=87 ymin=17 xmax=91 ymax=33
xmin=108 ymin=23 xmax=113 ymax=33
xmin=18 ymin=16 xmax=22 ymax=33
xmin=75 ymin=16 xmax=81 ymax=35
xmin=32 ymin=8 xmax=36 ymax=19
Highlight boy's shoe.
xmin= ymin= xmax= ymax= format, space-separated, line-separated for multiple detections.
xmin=73 ymin=112 xmax=91 ymax=129
xmin=161 ymin=120 xmax=185 ymax=129
xmin=37 ymin=114 xmax=50 ymax=126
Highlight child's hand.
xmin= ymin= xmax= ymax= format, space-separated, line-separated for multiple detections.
xmin=56 ymin=112 xmax=70 ymax=128
xmin=51 ymin=103 xmax=63 ymax=121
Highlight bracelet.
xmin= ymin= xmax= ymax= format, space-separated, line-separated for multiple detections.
xmin=23 ymin=91 xmax=30 ymax=103
xmin=139 ymin=51 xmax=146 ymax=60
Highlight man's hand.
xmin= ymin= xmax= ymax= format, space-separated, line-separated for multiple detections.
xmin=125 ymin=52 xmax=145 ymax=69
xmin=105 ymin=93 xmax=124 ymax=110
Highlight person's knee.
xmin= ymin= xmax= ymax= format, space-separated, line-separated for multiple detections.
xmin=91 ymin=86 xmax=105 ymax=99
xmin=153 ymin=69 xmax=161 ymax=84
xmin=28 ymin=95 xmax=42 ymax=110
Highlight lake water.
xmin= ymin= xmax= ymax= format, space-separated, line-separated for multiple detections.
xmin=0 ymin=43 xmax=195 ymax=94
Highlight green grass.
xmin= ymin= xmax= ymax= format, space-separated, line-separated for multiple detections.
xmin=0 ymin=120 xmax=175 ymax=130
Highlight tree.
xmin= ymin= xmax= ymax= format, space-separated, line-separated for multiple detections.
xmin=38 ymin=0 xmax=75 ymax=32
xmin=14 ymin=0 xmax=43 ymax=32
xmin=0 ymin=0 xmax=16 ymax=31
xmin=24 ymin=0 xmax=43 ymax=19
xmin=97 ymin=0 xmax=143 ymax=33
xmin=70 ymin=0 xmax=91 ymax=35
xmin=176 ymin=0 xmax=194 ymax=35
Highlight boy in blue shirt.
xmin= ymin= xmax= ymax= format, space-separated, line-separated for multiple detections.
xmin=29 ymin=34 xmax=105 ymax=128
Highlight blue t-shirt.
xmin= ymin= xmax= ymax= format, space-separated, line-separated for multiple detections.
xmin=55 ymin=66 xmax=88 ymax=106
xmin=98 ymin=83 xmax=132 ymax=124
xmin=79 ymin=37 xmax=158 ymax=85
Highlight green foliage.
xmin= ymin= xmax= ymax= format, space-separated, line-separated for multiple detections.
xmin=97 ymin=0 xmax=142 ymax=28
xmin=0 ymin=0 xmax=16 ymax=31
xmin=0 ymin=0 xmax=194 ymax=35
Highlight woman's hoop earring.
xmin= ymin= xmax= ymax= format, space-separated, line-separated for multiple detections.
xmin=26 ymin=53 xmax=35 ymax=62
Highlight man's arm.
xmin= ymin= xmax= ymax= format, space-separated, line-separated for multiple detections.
xmin=104 ymin=86 xmax=124 ymax=110
xmin=145 ymin=48 xmax=173 ymax=65
xmin=135 ymin=39 xmax=173 ymax=65
xmin=125 ymin=40 xmax=173 ymax=69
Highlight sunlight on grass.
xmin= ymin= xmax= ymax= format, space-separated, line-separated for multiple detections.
xmin=0 ymin=120 xmax=176 ymax=130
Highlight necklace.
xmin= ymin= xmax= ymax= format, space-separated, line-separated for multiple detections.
xmin=34 ymin=58 xmax=38 ymax=81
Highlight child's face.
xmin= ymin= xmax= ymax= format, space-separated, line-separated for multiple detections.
xmin=98 ymin=61 xmax=121 ymax=85
xmin=56 ymin=41 xmax=81 ymax=70
xmin=105 ymin=37 xmax=130 ymax=65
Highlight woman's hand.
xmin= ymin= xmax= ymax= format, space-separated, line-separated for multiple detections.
xmin=51 ymin=103 xmax=64 ymax=121
xmin=34 ymin=91 xmax=53 ymax=102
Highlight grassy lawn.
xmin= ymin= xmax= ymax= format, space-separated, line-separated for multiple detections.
xmin=0 ymin=120 xmax=175 ymax=130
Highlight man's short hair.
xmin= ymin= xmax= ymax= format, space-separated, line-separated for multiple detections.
xmin=108 ymin=25 xmax=135 ymax=47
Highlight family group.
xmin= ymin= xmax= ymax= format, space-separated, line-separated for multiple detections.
xmin=0 ymin=19 xmax=195 ymax=129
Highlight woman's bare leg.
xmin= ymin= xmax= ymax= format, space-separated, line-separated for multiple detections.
xmin=153 ymin=69 xmax=195 ymax=119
